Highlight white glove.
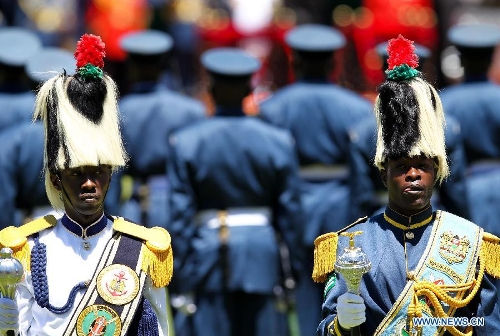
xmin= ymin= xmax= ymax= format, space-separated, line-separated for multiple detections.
xmin=337 ymin=292 xmax=366 ymax=329
xmin=0 ymin=297 xmax=19 ymax=332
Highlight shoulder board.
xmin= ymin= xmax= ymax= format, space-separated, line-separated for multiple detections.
xmin=0 ymin=215 xmax=57 ymax=250
xmin=312 ymin=216 xmax=368 ymax=283
xmin=112 ymin=217 xmax=173 ymax=287
xmin=0 ymin=215 xmax=57 ymax=272
xmin=482 ymin=232 xmax=500 ymax=279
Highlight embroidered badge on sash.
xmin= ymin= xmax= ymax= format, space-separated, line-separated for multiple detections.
xmin=97 ymin=264 xmax=140 ymax=305
xmin=439 ymin=231 xmax=470 ymax=264
xmin=76 ymin=304 xmax=122 ymax=336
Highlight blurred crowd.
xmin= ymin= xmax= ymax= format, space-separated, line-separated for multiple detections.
xmin=1 ymin=0 xmax=500 ymax=335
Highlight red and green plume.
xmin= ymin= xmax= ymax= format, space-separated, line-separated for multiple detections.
xmin=385 ymin=34 xmax=420 ymax=81
xmin=74 ymin=34 xmax=106 ymax=79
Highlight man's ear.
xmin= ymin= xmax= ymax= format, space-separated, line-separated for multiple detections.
xmin=380 ymin=169 xmax=387 ymax=187
xmin=50 ymin=172 xmax=62 ymax=191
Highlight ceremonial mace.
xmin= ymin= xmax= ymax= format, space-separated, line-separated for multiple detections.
xmin=0 ymin=247 xmax=24 ymax=336
xmin=335 ymin=231 xmax=371 ymax=336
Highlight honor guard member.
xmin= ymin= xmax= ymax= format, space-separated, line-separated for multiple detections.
xmin=0 ymin=27 xmax=42 ymax=132
xmin=166 ymin=47 xmax=303 ymax=336
xmin=348 ymin=41 xmax=470 ymax=221
xmin=0 ymin=47 xmax=77 ymax=228
xmin=258 ymin=23 xmax=373 ymax=335
xmin=0 ymin=34 xmax=173 ymax=335
xmin=314 ymin=35 xmax=500 ymax=336
xmin=440 ymin=24 xmax=500 ymax=238
xmin=118 ymin=29 xmax=206 ymax=230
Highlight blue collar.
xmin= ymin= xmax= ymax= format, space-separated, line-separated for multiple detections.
xmin=384 ymin=205 xmax=434 ymax=229
xmin=61 ymin=213 xmax=108 ymax=239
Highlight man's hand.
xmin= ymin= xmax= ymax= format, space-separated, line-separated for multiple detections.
xmin=0 ymin=298 xmax=18 ymax=332
xmin=337 ymin=292 xmax=366 ymax=329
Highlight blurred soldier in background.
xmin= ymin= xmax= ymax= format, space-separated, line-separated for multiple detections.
xmin=440 ymin=23 xmax=500 ymax=237
xmin=167 ymin=47 xmax=303 ymax=336
xmin=0 ymin=46 xmax=70 ymax=227
xmin=0 ymin=27 xmax=41 ymax=132
xmin=117 ymin=29 xmax=206 ymax=230
xmin=348 ymin=41 xmax=470 ymax=222
xmin=258 ymin=23 xmax=373 ymax=336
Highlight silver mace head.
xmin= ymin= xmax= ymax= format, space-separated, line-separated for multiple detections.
xmin=334 ymin=231 xmax=371 ymax=295
xmin=0 ymin=247 xmax=24 ymax=299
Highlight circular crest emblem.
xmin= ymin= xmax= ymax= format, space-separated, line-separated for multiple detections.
xmin=97 ymin=264 xmax=139 ymax=305
xmin=76 ymin=304 xmax=122 ymax=336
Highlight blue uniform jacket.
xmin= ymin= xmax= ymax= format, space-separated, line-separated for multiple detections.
xmin=166 ymin=112 xmax=303 ymax=294
xmin=348 ymin=114 xmax=469 ymax=221
xmin=318 ymin=207 xmax=500 ymax=335
xmin=0 ymin=91 xmax=36 ymax=132
xmin=0 ymin=122 xmax=46 ymax=227
xmin=118 ymin=83 xmax=206 ymax=228
xmin=259 ymin=80 xmax=373 ymax=245
xmin=440 ymin=81 xmax=500 ymax=237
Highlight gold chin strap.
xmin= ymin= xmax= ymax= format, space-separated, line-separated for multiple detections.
xmin=407 ymin=248 xmax=486 ymax=336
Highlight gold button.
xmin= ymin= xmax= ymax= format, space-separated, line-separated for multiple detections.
xmin=405 ymin=231 xmax=414 ymax=239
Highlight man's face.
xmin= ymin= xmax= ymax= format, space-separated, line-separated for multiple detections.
xmin=51 ymin=165 xmax=112 ymax=224
xmin=381 ymin=156 xmax=436 ymax=216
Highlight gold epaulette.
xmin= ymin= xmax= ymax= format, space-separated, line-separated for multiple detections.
xmin=113 ymin=217 xmax=173 ymax=288
xmin=0 ymin=215 xmax=57 ymax=271
xmin=481 ymin=232 xmax=500 ymax=279
xmin=312 ymin=216 xmax=368 ymax=283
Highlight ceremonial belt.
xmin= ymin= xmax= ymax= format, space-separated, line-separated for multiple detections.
xmin=63 ymin=232 xmax=148 ymax=336
xmin=374 ymin=211 xmax=482 ymax=336
xmin=195 ymin=207 xmax=272 ymax=228
xmin=299 ymin=163 xmax=348 ymax=181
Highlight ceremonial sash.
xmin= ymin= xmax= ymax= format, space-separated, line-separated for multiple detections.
xmin=374 ymin=211 xmax=482 ymax=336
xmin=63 ymin=231 xmax=147 ymax=336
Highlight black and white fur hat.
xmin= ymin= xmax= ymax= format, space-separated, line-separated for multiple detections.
xmin=374 ymin=35 xmax=449 ymax=184
xmin=33 ymin=34 xmax=128 ymax=211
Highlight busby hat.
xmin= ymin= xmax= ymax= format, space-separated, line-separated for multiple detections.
xmin=374 ymin=35 xmax=449 ymax=184
xmin=33 ymin=34 xmax=128 ymax=211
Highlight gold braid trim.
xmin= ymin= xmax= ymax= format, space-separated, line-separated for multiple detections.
xmin=312 ymin=216 xmax=368 ymax=283
xmin=407 ymin=249 xmax=485 ymax=336
xmin=0 ymin=215 xmax=57 ymax=271
xmin=482 ymin=232 xmax=500 ymax=279
xmin=113 ymin=218 xmax=173 ymax=287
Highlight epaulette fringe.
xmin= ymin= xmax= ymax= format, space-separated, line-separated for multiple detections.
xmin=312 ymin=216 xmax=368 ymax=283
xmin=0 ymin=215 xmax=57 ymax=271
xmin=113 ymin=218 xmax=173 ymax=287
xmin=482 ymin=232 xmax=500 ymax=279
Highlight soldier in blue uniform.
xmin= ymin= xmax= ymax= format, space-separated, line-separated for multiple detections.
xmin=0 ymin=27 xmax=42 ymax=132
xmin=258 ymin=23 xmax=373 ymax=335
xmin=0 ymin=33 xmax=172 ymax=336
xmin=314 ymin=35 xmax=500 ymax=336
xmin=440 ymin=24 xmax=500 ymax=238
xmin=166 ymin=47 xmax=303 ymax=336
xmin=348 ymin=41 xmax=470 ymax=222
xmin=117 ymin=29 xmax=206 ymax=229
xmin=0 ymin=47 xmax=78 ymax=228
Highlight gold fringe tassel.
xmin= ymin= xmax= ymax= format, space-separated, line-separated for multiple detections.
xmin=141 ymin=244 xmax=174 ymax=288
xmin=481 ymin=232 xmax=500 ymax=279
xmin=312 ymin=232 xmax=338 ymax=283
